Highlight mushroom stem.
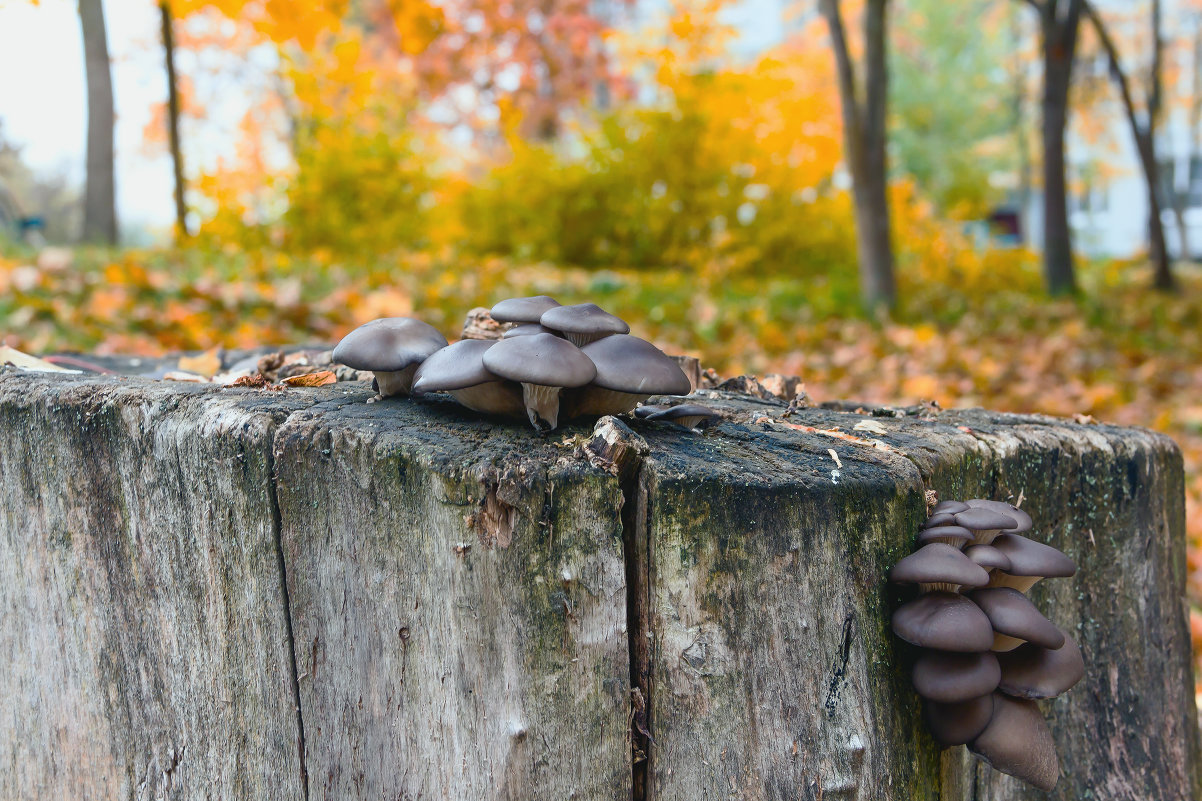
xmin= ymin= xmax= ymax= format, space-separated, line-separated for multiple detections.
xmin=450 ymin=381 xmax=526 ymax=418
xmin=370 ymin=365 xmax=419 ymax=402
xmin=521 ymin=383 xmax=563 ymax=431
xmin=566 ymin=388 xmax=649 ymax=418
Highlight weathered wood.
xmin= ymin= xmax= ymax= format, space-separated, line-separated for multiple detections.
xmin=0 ymin=371 xmax=1197 ymax=800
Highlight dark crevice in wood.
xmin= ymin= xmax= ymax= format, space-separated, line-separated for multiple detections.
xmin=619 ymin=457 xmax=652 ymax=801
xmin=266 ymin=438 xmax=310 ymax=801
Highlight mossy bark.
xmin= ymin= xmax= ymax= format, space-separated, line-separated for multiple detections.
xmin=0 ymin=371 xmax=1196 ymax=800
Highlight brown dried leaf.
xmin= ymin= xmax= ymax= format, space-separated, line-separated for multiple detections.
xmin=177 ymin=347 xmax=222 ymax=378
xmin=281 ymin=370 xmax=337 ymax=387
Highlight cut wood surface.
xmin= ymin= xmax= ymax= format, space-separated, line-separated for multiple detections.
xmin=0 ymin=368 xmax=1197 ymax=800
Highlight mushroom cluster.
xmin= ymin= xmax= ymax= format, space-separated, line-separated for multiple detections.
xmin=889 ymin=499 xmax=1083 ymax=791
xmin=332 ymin=297 xmax=693 ymax=431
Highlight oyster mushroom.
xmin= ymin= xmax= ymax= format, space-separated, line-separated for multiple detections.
xmin=967 ymin=587 xmax=1065 ymax=652
xmin=540 ymin=302 xmax=630 ymax=346
xmin=912 ymin=651 xmax=1001 ymax=703
xmin=502 ymin=323 xmax=560 ymax=339
xmin=966 ymin=499 xmax=1033 ymax=533
xmin=915 ymin=525 xmax=975 ymax=548
xmin=964 ymin=544 xmax=1013 ymax=572
xmin=954 ymin=507 xmax=1021 ymax=546
xmin=969 ymin=693 xmax=1060 ymax=791
xmin=567 ymin=335 xmax=691 ymax=418
xmin=482 ymin=333 xmax=596 ymax=431
xmin=636 ymin=403 xmax=722 ymax=431
xmin=996 ymin=632 xmax=1084 ymax=700
xmin=411 ymin=339 xmax=525 ymax=418
xmin=490 ymin=295 xmax=562 ymax=324
xmin=924 ymin=694 xmax=996 ymax=746
xmin=987 ymin=533 xmax=1077 ymax=593
xmin=891 ymin=592 xmax=995 ymax=653
xmin=889 ymin=543 xmax=990 ymax=593
xmin=332 ymin=317 xmax=448 ymax=402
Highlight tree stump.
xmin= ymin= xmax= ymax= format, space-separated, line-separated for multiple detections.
xmin=0 ymin=370 xmax=1197 ymax=800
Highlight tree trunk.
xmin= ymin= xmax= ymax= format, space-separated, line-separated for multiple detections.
xmin=160 ymin=1 xmax=187 ymax=238
xmin=1 ymin=367 xmax=1198 ymax=800
xmin=1039 ymin=2 xmax=1082 ymax=296
xmin=78 ymin=0 xmax=117 ymax=245
xmin=820 ymin=0 xmax=897 ymax=312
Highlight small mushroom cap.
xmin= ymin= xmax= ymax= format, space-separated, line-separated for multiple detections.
xmin=634 ymin=404 xmax=665 ymax=419
xmin=581 ymin=335 xmax=691 ymax=395
xmin=924 ymin=695 xmax=995 ymax=746
xmin=890 ymin=544 xmax=990 ymax=589
xmin=921 ymin=512 xmax=958 ymax=529
xmin=954 ymin=507 xmax=1021 ymax=533
xmin=965 ymin=545 xmax=1013 ymax=572
xmin=933 ymin=500 xmax=970 ymax=515
xmin=990 ymin=534 xmax=1076 ymax=579
xmin=412 ymin=339 xmax=498 ymax=393
xmin=540 ymin=303 xmax=630 ymax=338
xmin=482 ymin=333 xmax=596 ymax=388
xmin=997 ymin=632 xmax=1084 ymax=700
xmin=966 ymin=499 xmax=1033 ymax=533
xmin=642 ymin=404 xmax=721 ymax=425
xmin=892 ymin=592 xmax=995 ymax=652
xmin=912 ymin=651 xmax=1001 ymax=703
xmin=969 ymin=694 xmax=1060 ymax=791
xmin=915 ymin=526 xmax=974 ymax=547
xmin=967 ymin=588 xmax=1065 ymax=650
xmin=490 ymin=296 xmax=561 ymax=323
xmin=332 ymin=318 xmax=448 ymax=372
xmin=502 ymin=323 xmax=559 ymax=339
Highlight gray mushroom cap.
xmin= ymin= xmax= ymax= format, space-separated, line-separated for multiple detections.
xmin=641 ymin=404 xmax=722 ymax=429
xmin=912 ymin=651 xmax=1001 ymax=703
xmin=915 ymin=525 xmax=974 ymax=548
xmin=988 ymin=534 xmax=1077 ymax=591
xmin=921 ymin=512 xmax=957 ymax=529
xmin=933 ymin=500 xmax=970 ymax=515
xmin=482 ymin=333 xmax=596 ymax=388
xmin=889 ymin=543 xmax=990 ymax=591
xmin=502 ymin=323 xmax=559 ymax=339
xmin=490 ymin=296 xmax=561 ymax=324
xmin=997 ymin=631 xmax=1085 ymax=700
xmin=924 ymin=695 xmax=995 ymax=746
xmin=892 ymin=592 xmax=995 ymax=652
xmin=540 ymin=303 xmax=630 ymax=344
xmin=966 ymin=499 xmax=1033 ymax=533
xmin=332 ymin=317 xmax=448 ymax=372
xmin=581 ymin=335 xmax=691 ymax=395
xmin=412 ymin=339 xmax=498 ymax=392
xmin=969 ymin=693 xmax=1060 ymax=791
xmin=954 ymin=507 xmax=1020 ymax=534
xmin=968 ymin=587 xmax=1065 ymax=651
xmin=965 ymin=544 xmax=1014 ymax=572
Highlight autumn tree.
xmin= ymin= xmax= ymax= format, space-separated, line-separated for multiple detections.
xmin=160 ymin=1 xmax=188 ymax=238
xmin=1083 ymin=0 xmax=1175 ymax=291
xmin=78 ymin=0 xmax=117 ymax=244
xmin=818 ymin=0 xmax=896 ymax=311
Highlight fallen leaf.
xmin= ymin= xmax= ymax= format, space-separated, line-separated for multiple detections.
xmin=853 ymin=419 xmax=889 ymax=435
xmin=163 ymin=370 xmax=209 ymax=383
xmin=282 ymin=370 xmax=337 ymax=387
xmin=178 ymin=347 xmax=222 ymax=378
xmin=0 ymin=346 xmax=81 ymax=373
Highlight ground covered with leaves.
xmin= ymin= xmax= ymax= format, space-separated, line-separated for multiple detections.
xmin=3 ymin=244 xmax=1201 ymax=680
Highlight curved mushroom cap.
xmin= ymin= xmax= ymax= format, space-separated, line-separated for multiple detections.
xmin=502 ymin=323 xmax=559 ymax=339
xmin=581 ymin=335 xmax=691 ymax=395
xmin=989 ymin=534 xmax=1076 ymax=584
xmin=490 ymin=295 xmax=561 ymax=324
xmin=333 ymin=317 xmax=448 ymax=372
xmin=997 ymin=632 xmax=1084 ymax=700
xmin=482 ymin=333 xmax=597 ymax=388
xmin=642 ymin=404 xmax=722 ymax=429
xmin=954 ymin=507 xmax=1021 ymax=534
xmin=924 ymin=695 xmax=995 ymax=746
xmin=933 ymin=500 xmax=970 ymax=515
xmin=921 ymin=512 xmax=957 ymax=529
xmin=540 ymin=303 xmax=630 ymax=344
xmin=967 ymin=499 xmax=1033 ymax=533
xmin=892 ymin=592 xmax=994 ymax=652
xmin=969 ymin=694 xmax=1060 ymax=791
xmin=412 ymin=339 xmax=497 ymax=393
xmin=889 ymin=544 xmax=990 ymax=590
xmin=912 ymin=651 xmax=1001 ymax=703
xmin=967 ymin=588 xmax=1065 ymax=651
xmin=915 ymin=525 xmax=974 ymax=548
xmin=965 ymin=545 xmax=1014 ymax=572
xmin=634 ymin=404 xmax=665 ymax=419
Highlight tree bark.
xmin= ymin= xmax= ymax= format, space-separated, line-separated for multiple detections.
xmin=78 ymin=0 xmax=117 ymax=245
xmin=1084 ymin=1 xmax=1176 ymax=292
xmin=1038 ymin=0 xmax=1083 ymax=296
xmin=820 ymin=0 xmax=897 ymax=312
xmin=160 ymin=1 xmax=188 ymax=238
xmin=1 ymin=369 xmax=1198 ymax=800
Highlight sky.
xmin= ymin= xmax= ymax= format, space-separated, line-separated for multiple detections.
xmin=0 ymin=0 xmax=785 ymax=241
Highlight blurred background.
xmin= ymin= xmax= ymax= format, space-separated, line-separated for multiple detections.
xmin=1 ymin=0 xmax=1200 ymax=680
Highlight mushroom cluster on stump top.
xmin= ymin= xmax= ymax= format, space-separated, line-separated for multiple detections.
xmin=338 ymin=296 xmax=705 ymax=431
xmin=889 ymin=499 xmax=1082 ymax=791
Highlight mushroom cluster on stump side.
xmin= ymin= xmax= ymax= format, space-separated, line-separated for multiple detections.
xmin=889 ymin=498 xmax=1083 ymax=791
xmin=338 ymin=296 xmax=707 ymax=432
